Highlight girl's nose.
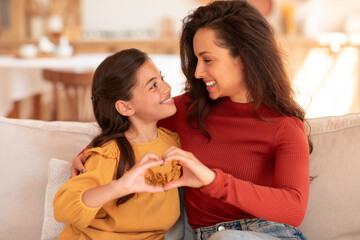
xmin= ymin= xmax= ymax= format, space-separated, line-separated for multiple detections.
xmin=161 ymin=80 xmax=171 ymax=94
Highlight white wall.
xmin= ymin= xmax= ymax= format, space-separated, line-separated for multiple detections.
xmin=82 ymin=0 xmax=360 ymax=39
xmin=295 ymin=0 xmax=360 ymax=36
xmin=81 ymin=0 xmax=201 ymax=38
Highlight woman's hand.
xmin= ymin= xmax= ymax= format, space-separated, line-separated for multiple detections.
xmin=70 ymin=152 xmax=86 ymax=179
xmin=162 ymin=146 xmax=216 ymax=191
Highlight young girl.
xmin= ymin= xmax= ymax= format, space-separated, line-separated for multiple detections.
xmin=53 ymin=48 xmax=182 ymax=240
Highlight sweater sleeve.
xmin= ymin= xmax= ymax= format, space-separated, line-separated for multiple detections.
xmin=53 ymin=144 xmax=119 ymax=228
xmin=200 ymin=117 xmax=310 ymax=227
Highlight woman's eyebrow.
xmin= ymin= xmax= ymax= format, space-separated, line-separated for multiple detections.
xmin=199 ymin=51 xmax=211 ymax=56
xmin=145 ymin=77 xmax=156 ymax=88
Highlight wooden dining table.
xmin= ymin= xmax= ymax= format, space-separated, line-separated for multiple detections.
xmin=0 ymin=53 xmax=184 ymax=119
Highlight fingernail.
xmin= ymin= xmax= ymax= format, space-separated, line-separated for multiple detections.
xmin=80 ymin=169 xmax=84 ymax=173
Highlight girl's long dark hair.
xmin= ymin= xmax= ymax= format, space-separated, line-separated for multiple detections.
xmin=90 ymin=48 xmax=148 ymax=205
xmin=180 ymin=0 xmax=312 ymax=152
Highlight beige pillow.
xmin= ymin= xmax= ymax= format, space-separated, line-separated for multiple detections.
xmin=41 ymin=158 xmax=70 ymax=240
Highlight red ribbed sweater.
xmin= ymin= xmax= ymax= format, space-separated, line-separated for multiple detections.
xmin=159 ymin=94 xmax=310 ymax=229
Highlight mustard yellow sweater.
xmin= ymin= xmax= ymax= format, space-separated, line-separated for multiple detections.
xmin=53 ymin=128 xmax=181 ymax=240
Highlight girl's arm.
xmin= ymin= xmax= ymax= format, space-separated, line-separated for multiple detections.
xmin=82 ymin=153 xmax=164 ymax=208
xmin=54 ymin=150 xmax=163 ymax=228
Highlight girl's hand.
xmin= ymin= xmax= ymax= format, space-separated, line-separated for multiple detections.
xmin=113 ymin=153 xmax=165 ymax=196
xmin=70 ymin=152 xmax=86 ymax=179
xmin=161 ymin=147 xmax=216 ymax=191
xmin=82 ymin=153 xmax=164 ymax=208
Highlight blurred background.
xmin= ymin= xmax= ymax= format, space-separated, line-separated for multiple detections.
xmin=0 ymin=0 xmax=359 ymax=121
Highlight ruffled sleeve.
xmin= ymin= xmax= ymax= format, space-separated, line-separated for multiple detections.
xmin=53 ymin=141 xmax=119 ymax=228
xmin=158 ymin=127 xmax=181 ymax=148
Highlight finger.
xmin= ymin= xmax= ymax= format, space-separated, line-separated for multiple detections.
xmin=140 ymin=157 xmax=164 ymax=169
xmin=163 ymin=154 xmax=191 ymax=166
xmin=163 ymin=178 xmax=184 ymax=190
xmin=146 ymin=186 xmax=165 ymax=193
xmin=162 ymin=146 xmax=179 ymax=157
xmin=139 ymin=152 xmax=160 ymax=164
xmin=131 ymin=158 xmax=163 ymax=174
xmin=162 ymin=147 xmax=191 ymax=160
xmin=73 ymin=156 xmax=86 ymax=173
xmin=81 ymin=154 xmax=86 ymax=164
xmin=162 ymin=146 xmax=184 ymax=158
xmin=73 ymin=163 xmax=85 ymax=174
xmin=70 ymin=166 xmax=79 ymax=179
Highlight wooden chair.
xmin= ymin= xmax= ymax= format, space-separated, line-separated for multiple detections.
xmin=43 ymin=69 xmax=95 ymax=121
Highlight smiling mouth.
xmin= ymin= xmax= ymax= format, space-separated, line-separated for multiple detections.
xmin=160 ymin=96 xmax=173 ymax=104
xmin=205 ymin=81 xmax=216 ymax=87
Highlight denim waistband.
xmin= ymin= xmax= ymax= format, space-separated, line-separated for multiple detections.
xmin=193 ymin=218 xmax=307 ymax=240
xmin=195 ymin=218 xmax=258 ymax=233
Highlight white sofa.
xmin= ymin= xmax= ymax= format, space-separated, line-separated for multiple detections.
xmin=0 ymin=114 xmax=360 ymax=240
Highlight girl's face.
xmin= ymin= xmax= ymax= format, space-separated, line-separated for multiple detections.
xmin=193 ymin=28 xmax=249 ymax=103
xmin=128 ymin=59 xmax=176 ymax=124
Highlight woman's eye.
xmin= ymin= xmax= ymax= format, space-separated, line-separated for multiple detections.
xmin=161 ymin=75 xmax=165 ymax=81
xmin=204 ymin=59 xmax=212 ymax=63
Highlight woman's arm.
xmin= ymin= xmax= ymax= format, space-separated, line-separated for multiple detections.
xmin=202 ymin=118 xmax=309 ymax=226
xmin=163 ymin=117 xmax=310 ymax=227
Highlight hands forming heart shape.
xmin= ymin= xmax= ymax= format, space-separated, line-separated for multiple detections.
xmin=144 ymin=160 xmax=182 ymax=187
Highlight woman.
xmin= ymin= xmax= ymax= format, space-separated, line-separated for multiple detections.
xmin=73 ymin=1 xmax=311 ymax=239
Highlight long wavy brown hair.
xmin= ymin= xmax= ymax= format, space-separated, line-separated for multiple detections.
xmin=180 ymin=0 xmax=312 ymax=152
xmin=90 ymin=48 xmax=149 ymax=205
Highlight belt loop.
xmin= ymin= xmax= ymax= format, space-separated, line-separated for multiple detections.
xmin=240 ymin=218 xmax=247 ymax=230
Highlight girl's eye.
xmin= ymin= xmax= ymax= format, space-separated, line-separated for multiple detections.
xmin=161 ymin=75 xmax=165 ymax=81
xmin=150 ymin=82 xmax=157 ymax=89
xmin=204 ymin=59 xmax=212 ymax=63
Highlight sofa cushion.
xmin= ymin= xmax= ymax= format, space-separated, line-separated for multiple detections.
xmin=299 ymin=114 xmax=360 ymax=240
xmin=0 ymin=117 xmax=100 ymax=239
xmin=41 ymin=158 xmax=69 ymax=240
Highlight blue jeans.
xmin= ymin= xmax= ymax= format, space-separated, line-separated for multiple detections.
xmin=193 ymin=218 xmax=307 ymax=240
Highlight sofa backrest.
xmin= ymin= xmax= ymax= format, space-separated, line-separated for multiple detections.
xmin=299 ymin=113 xmax=360 ymax=240
xmin=0 ymin=113 xmax=360 ymax=240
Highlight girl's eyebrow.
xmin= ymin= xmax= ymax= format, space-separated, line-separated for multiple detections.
xmin=144 ymin=71 xmax=162 ymax=88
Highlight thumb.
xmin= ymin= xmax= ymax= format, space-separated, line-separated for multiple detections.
xmin=163 ymin=178 xmax=183 ymax=191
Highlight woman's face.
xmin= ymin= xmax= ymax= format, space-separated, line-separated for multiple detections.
xmin=128 ymin=59 xmax=176 ymax=124
xmin=193 ymin=28 xmax=249 ymax=103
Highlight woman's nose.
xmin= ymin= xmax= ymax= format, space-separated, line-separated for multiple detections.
xmin=194 ymin=62 xmax=205 ymax=79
